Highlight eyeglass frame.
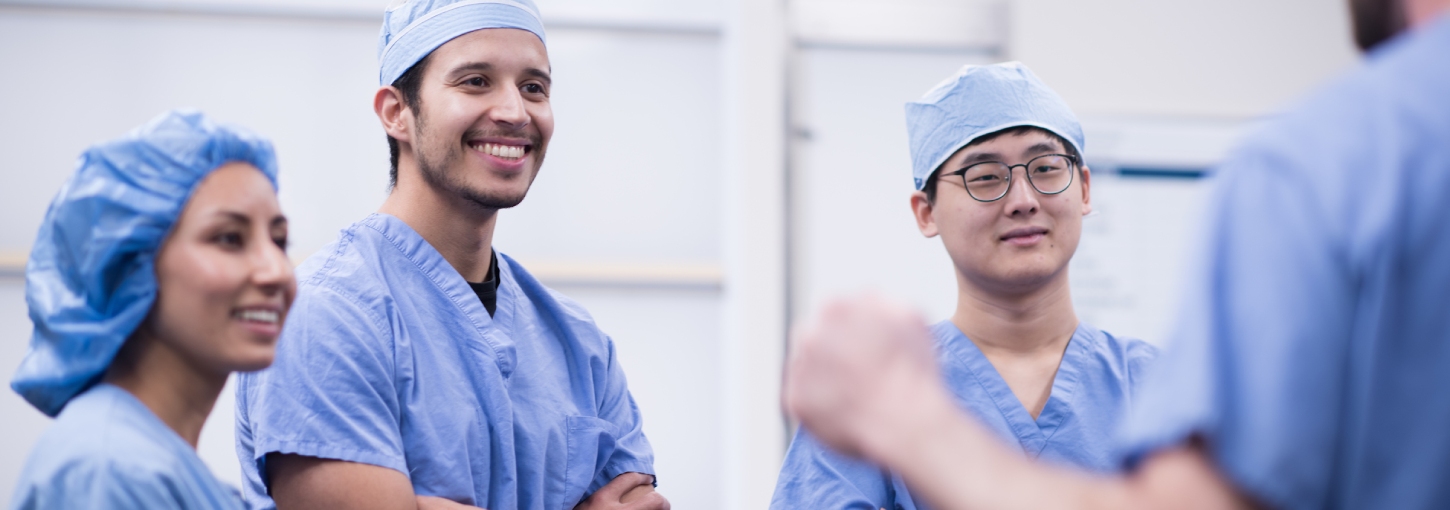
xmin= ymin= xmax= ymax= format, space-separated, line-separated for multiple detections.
xmin=937 ymin=153 xmax=1081 ymax=203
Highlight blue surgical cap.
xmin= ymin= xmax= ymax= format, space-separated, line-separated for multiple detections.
xmin=905 ymin=61 xmax=1085 ymax=190
xmin=10 ymin=110 xmax=279 ymax=417
xmin=378 ymin=0 xmax=548 ymax=86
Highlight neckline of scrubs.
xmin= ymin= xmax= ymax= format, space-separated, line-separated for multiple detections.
xmin=87 ymin=383 xmax=199 ymax=455
xmin=360 ymin=213 xmax=520 ymax=375
xmin=935 ymin=321 xmax=1090 ymax=457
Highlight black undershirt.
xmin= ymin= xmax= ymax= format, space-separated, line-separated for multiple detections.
xmin=467 ymin=250 xmax=501 ymax=317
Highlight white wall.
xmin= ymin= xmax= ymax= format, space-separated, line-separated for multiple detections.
xmin=1010 ymin=0 xmax=1360 ymax=117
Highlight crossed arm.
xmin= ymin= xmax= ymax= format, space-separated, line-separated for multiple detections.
xmin=268 ymin=454 xmax=668 ymax=510
xmin=782 ymin=294 xmax=1260 ymax=510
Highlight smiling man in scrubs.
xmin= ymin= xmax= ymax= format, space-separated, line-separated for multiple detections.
xmin=234 ymin=1 xmax=665 ymax=509
xmin=781 ymin=0 xmax=1450 ymax=508
xmin=770 ymin=63 xmax=1156 ymax=509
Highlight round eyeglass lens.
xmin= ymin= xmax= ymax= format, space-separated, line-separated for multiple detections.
xmin=1025 ymin=155 xmax=1074 ymax=194
xmin=961 ymin=162 xmax=1011 ymax=201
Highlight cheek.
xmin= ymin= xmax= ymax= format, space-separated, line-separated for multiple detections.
xmin=532 ymin=106 xmax=554 ymax=139
xmin=1045 ymin=201 xmax=1084 ymax=253
xmin=423 ymin=97 xmax=470 ymax=131
xmin=938 ymin=204 xmax=993 ymax=240
xmin=152 ymin=251 xmax=247 ymax=335
xmin=935 ymin=205 xmax=997 ymax=259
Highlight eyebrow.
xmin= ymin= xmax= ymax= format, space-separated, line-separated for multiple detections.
xmin=959 ymin=141 xmax=1066 ymax=166
xmin=1021 ymin=142 xmax=1062 ymax=157
xmin=211 ymin=211 xmax=288 ymax=227
xmin=524 ymin=67 xmax=552 ymax=86
xmin=214 ymin=211 xmax=251 ymax=225
xmin=446 ymin=61 xmax=552 ymax=86
xmin=446 ymin=61 xmax=493 ymax=79
xmin=960 ymin=151 xmax=1004 ymax=166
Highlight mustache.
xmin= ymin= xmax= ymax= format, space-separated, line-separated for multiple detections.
xmin=463 ymin=127 xmax=544 ymax=148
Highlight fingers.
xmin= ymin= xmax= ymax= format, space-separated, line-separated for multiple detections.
xmin=597 ymin=472 xmax=654 ymax=501
xmin=782 ymin=292 xmax=940 ymax=457
xmin=619 ymin=483 xmax=655 ymax=503
xmin=573 ymin=472 xmax=665 ymax=510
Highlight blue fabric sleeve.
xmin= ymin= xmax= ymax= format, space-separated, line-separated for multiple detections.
xmin=1118 ymin=141 xmax=1356 ymax=509
xmin=589 ymin=336 xmax=657 ymax=489
xmin=770 ymin=428 xmax=894 ymax=510
xmin=245 ymin=283 xmax=409 ymax=479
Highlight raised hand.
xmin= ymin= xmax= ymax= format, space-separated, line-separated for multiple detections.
xmin=782 ymin=293 xmax=950 ymax=460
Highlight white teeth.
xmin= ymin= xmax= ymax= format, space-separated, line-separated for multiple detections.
xmin=474 ymin=142 xmax=526 ymax=160
xmin=237 ymin=309 xmax=279 ymax=324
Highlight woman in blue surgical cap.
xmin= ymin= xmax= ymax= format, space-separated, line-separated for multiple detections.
xmin=7 ymin=110 xmax=294 ymax=509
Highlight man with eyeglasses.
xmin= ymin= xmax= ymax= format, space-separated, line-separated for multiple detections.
xmin=769 ymin=62 xmax=1157 ymax=509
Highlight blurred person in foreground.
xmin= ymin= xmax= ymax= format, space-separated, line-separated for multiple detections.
xmin=8 ymin=110 xmax=293 ymax=509
xmin=770 ymin=62 xmax=1156 ymax=509
xmin=782 ymin=0 xmax=1450 ymax=508
xmin=233 ymin=1 xmax=664 ymax=509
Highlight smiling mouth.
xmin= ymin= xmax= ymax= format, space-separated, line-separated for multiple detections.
xmin=234 ymin=308 xmax=280 ymax=325
xmin=471 ymin=142 xmax=529 ymax=161
xmin=1000 ymin=227 xmax=1049 ymax=242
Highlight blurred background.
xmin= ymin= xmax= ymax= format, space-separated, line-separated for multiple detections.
xmin=0 ymin=0 xmax=1357 ymax=507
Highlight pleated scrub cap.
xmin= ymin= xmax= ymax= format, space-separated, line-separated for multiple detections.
xmin=10 ymin=110 xmax=279 ymax=417
xmin=905 ymin=61 xmax=1085 ymax=190
xmin=378 ymin=0 xmax=547 ymax=86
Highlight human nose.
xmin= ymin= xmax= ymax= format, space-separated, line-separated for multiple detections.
xmin=1000 ymin=166 xmax=1040 ymax=216
xmin=488 ymin=86 xmax=530 ymax=129
xmin=251 ymin=240 xmax=295 ymax=297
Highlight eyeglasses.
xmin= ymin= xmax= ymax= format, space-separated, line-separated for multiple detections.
xmin=940 ymin=153 xmax=1078 ymax=202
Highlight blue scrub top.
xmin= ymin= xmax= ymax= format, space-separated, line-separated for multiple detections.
xmin=1116 ymin=15 xmax=1450 ymax=510
xmin=10 ymin=384 xmax=243 ymax=510
xmin=236 ymin=213 xmax=654 ymax=510
xmin=772 ymin=320 xmax=1157 ymax=509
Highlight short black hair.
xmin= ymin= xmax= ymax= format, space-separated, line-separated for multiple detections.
xmin=1348 ymin=0 xmax=1406 ymax=51
xmin=923 ymin=125 xmax=1082 ymax=203
xmin=387 ymin=54 xmax=432 ymax=189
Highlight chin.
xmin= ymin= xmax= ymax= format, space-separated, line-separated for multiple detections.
xmin=461 ymin=185 xmax=530 ymax=209
xmin=987 ymin=263 xmax=1065 ymax=291
xmin=218 ymin=342 xmax=278 ymax=373
xmin=228 ymin=352 xmax=276 ymax=373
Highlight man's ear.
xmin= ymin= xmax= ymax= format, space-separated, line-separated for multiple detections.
xmin=910 ymin=190 xmax=939 ymax=238
xmin=374 ymin=86 xmax=413 ymax=144
xmin=1078 ymin=165 xmax=1093 ymax=216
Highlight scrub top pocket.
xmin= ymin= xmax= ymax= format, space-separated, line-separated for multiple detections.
xmin=564 ymin=415 xmax=619 ymax=507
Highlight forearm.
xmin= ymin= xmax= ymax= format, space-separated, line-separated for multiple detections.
xmin=863 ymin=391 xmax=1106 ymax=510
xmin=270 ymin=454 xmax=484 ymax=510
xmin=873 ymin=403 xmax=1245 ymax=510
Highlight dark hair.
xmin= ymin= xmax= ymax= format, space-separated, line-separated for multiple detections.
xmin=923 ymin=125 xmax=1082 ymax=203
xmin=1348 ymin=0 xmax=1406 ymax=51
xmin=387 ymin=54 xmax=432 ymax=189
